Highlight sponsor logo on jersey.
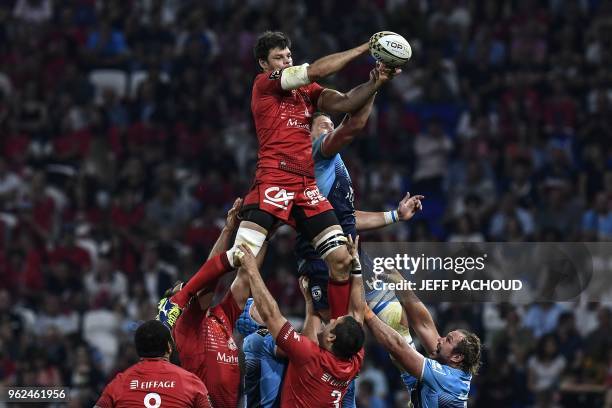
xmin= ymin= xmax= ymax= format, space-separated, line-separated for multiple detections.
xmin=286 ymin=118 xmax=310 ymax=130
xmin=228 ymin=337 xmax=238 ymax=351
xmin=311 ymin=285 xmax=322 ymax=302
xmin=217 ymin=352 xmax=239 ymax=365
xmin=263 ymin=186 xmax=295 ymax=210
xmin=321 ymin=372 xmax=351 ymax=388
xmin=136 ymin=380 xmax=176 ymax=389
xmin=269 ymin=70 xmax=281 ymax=80
xmin=304 ymin=186 xmax=326 ymax=206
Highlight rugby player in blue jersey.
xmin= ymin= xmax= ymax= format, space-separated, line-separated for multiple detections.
xmin=364 ymin=269 xmax=482 ymax=408
xmin=236 ymin=87 xmax=424 ymax=407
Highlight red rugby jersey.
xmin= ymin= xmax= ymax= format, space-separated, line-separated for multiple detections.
xmin=95 ymin=358 xmax=211 ymax=408
xmin=276 ymin=322 xmax=364 ymax=407
xmin=251 ymin=69 xmax=324 ymax=178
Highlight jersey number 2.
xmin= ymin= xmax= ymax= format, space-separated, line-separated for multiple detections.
xmin=144 ymin=392 xmax=161 ymax=408
xmin=331 ymin=390 xmax=342 ymax=408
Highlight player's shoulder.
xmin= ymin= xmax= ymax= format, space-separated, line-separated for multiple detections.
xmin=254 ymin=70 xmax=282 ymax=85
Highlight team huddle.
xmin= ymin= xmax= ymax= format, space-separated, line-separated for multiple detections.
xmin=95 ymin=31 xmax=482 ymax=408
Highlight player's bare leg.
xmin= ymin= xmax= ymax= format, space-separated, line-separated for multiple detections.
xmin=157 ymin=218 xmax=268 ymax=329
xmin=312 ymin=225 xmax=354 ymax=319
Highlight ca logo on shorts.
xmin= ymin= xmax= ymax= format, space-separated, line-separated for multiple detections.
xmin=311 ymin=285 xmax=322 ymax=302
xmin=263 ymin=186 xmax=295 ymax=210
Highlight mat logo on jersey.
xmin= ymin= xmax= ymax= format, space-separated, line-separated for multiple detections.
xmin=304 ymin=186 xmax=325 ymax=206
xmin=217 ymin=352 xmax=239 ymax=365
xmin=263 ymin=186 xmax=295 ymax=210
xmin=286 ymin=118 xmax=310 ymax=130
xmin=130 ymin=380 xmax=139 ymax=390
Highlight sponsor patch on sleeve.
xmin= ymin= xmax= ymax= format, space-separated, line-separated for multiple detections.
xmin=269 ymin=69 xmax=282 ymax=80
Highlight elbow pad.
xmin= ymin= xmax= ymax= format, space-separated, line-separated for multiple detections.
xmin=280 ymin=63 xmax=311 ymax=90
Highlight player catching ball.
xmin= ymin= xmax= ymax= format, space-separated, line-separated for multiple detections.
xmin=158 ymin=31 xmax=400 ymax=329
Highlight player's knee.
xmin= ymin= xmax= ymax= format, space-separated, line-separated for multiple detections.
xmin=232 ymin=223 xmax=267 ymax=256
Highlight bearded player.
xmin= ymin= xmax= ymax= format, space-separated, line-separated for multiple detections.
xmin=157 ymin=31 xmax=400 ymax=330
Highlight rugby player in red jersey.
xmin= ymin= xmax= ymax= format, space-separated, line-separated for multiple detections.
xmin=95 ymin=320 xmax=211 ymax=408
xmin=158 ymin=32 xmax=400 ymax=330
xmin=235 ymin=233 xmax=365 ymax=408
xmin=163 ymin=198 xmax=266 ymax=408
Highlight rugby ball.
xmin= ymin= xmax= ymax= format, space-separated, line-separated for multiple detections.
xmin=369 ymin=31 xmax=412 ymax=67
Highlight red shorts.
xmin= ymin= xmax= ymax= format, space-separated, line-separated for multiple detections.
xmin=243 ymin=170 xmax=333 ymax=228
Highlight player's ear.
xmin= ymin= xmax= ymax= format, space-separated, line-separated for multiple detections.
xmin=258 ymin=58 xmax=268 ymax=71
xmin=450 ymin=352 xmax=464 ymax=365
xmin=326 ymin=331 xmax=336 ymax=343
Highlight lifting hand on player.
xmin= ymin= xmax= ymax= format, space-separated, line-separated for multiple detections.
xmin=397 ymin=192 xmax=425 ymax=221
xmin=236 ymin=244 xmax=258 ymax=272
xmin=346 ymin=234 xmax=361 ymax=273
xmin=225 ymin=197 xmax=243 ymax=231
xmin=298 ymin=276 xmax=312 ymax=304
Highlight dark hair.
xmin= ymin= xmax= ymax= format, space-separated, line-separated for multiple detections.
xmin=331 ymin=316 xmax=365 ymax=360
xmin=253 ymin=31 xmax=291 ymax=65
xmin=452 ymin=329 xmax=482 ymax=375
xmin=134 ymin=320 xmax=172 ymax=358
xmin=310 ymin=112 xmax=331 ymax=129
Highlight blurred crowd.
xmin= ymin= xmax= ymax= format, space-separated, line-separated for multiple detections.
xmin=1 ymin=0 xmax=612 ymax=406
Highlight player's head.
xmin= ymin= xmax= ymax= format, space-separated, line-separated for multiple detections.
xmin=319 ymin=315 xmax=365 ymax=359
xmin=434 ymin=329 xmax=481 ymax=375
xmin=135 ymin=320 xmax=173 ymax=358
xmin=310 ymin=112 xmax=334 ymax=141
xmin=254 ymin=31 xmax=293 ymax=72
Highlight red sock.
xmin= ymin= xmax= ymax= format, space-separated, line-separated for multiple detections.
xmin=328 ymin=279 xmax=351 ymax=319
xmin=171 ymin=252 xmax=231 ymax=308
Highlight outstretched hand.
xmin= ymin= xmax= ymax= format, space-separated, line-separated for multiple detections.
xmin=374 ymin=61 xmax=402 ymax=84
xmin=397 ymin=192 xmax=425 ymax=221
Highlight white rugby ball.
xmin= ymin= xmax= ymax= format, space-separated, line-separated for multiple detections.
xmin=369 ymin=31 xmax=412 ymax=67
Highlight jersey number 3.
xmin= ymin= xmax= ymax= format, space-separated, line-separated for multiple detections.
xmin=331 ymin=390 xmax=342 ymax=408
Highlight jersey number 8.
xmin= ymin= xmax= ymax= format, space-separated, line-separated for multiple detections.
xmin=144 ymin=392 xmax=161 ymax=408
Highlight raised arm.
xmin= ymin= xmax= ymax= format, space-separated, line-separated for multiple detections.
xmin=384 ymin=268 xmax=440 ymax=354
xmin=355 ymin=192 xmax=424 ymax=231
xmin=207 ymin=198 xmax=242 ymax=260
xmin=318 ymin=64 xmax=399 ymax=114
xmin=347 ymin=235 xmax=365 ymax=323
xmin=230 ymin=241 xmax=268 ymax=309
xmin=194 ymin=198 xmax=243 ymax=310
xmin=237 ymin=245 xmax=287 ymax=339
xmin=306 ymin=43 xmax=369 ymax=82
xmin=365 ymin=310 xmax=425 ymax=378
xmin=298 ymin=276 xmax=321 ymax=343
xmin=319 ymin=93 xmax=376 ymax=157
